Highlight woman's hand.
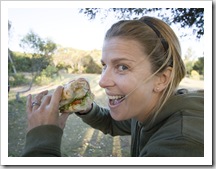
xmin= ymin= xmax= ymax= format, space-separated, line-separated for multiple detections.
xmin=26 ymin=86 xmax=70 ymax=132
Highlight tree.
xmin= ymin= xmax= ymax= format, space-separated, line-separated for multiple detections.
xmin=193 ymin=56 xmax=204 ymax=75
xmin=183 ymin=47 xmax=196 ymax=76
xmin=8 ymin=21 xmax=17 ymax=74
xmin=20 ymin=30 xmax=56 ymax=56
xmin=79 ymin=8 xmax=204 ymax=39
xmin=20 ymin=31 xmax=57 ymax=73
xmin=15 ymin=31 xmax=57 ymax=101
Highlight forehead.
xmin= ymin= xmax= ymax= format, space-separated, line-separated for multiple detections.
xmin=102 ymin=38 xmax=146 ymax=61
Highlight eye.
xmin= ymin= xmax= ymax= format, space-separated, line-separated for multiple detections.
xmin=101 ymin=63 xmax=107 ymax=72
xmin=117 ymin=65 xmax=128 ymax=72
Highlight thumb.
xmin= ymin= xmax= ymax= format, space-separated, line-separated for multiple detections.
xmin=59 ymin=113 xmax=70 ymax=129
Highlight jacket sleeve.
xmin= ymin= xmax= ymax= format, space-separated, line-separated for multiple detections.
xmin=76 ymin=102 xmax=131 ymax=136
xmin=22 ymin=125 xmax=63 ymax=157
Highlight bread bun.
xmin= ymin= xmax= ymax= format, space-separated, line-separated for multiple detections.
xmin=59 ymin=78 xmax=94 ymax=112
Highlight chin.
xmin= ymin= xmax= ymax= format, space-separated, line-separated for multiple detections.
xmin=110 ymin=110 xmax=126 ymax=121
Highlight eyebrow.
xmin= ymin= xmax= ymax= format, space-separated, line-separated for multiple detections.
xmin=101 ymin=58 xmax=136 ymax=64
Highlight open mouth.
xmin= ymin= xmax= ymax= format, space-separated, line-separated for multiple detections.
xmin=108 ymin=95 xmax=125 ymax=106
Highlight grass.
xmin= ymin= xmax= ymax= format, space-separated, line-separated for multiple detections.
xmin=8 ymin=73 xmax=204 ymax=157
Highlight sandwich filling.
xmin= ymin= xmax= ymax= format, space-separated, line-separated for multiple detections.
xmin=59 ymin=78 xmax=94 ymax=112
xmin=59 ymin=91 xmax=93 ymax=112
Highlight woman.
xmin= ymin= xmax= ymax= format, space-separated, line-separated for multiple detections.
xmin=22 ymin=16 xmax=204 ymax=157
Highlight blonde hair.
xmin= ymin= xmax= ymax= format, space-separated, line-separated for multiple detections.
xmin=105 ymin=16 xmax=186 ymax=120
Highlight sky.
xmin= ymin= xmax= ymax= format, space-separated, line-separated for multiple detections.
xmin=8 ymin=8 xmax=115 ymax=51
xmin=7 ymin=7 xmax=205 ymax=59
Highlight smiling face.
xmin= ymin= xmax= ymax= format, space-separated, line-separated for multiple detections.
xmin=99 ymin=38 xmax=161 ymax=122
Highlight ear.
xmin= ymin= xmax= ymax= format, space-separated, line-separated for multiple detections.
xmin=154 ymin=67 xmax=172 ymax=93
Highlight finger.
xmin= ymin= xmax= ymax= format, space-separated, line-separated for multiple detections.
xmin=49 ymin=86 xmax=63 ymax=109
xmin=32 ymin=102 xmax=41 ymax=111
xmin=32 ymin=90 xmax=49 ymax=111
xmin=59 ymin=113 xmax=70 ymax=129
xmin=33 ymin=90 xmax=48 ymax=103
xmin=40 ymin=94 xmax=52 ymax=109
xmin=26 ymin=94 xmax=32 ymax=114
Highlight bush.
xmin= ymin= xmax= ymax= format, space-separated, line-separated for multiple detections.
xmin=190 ymin=70 xmax=200 ymax=80
xmin=41 ymin=65 xmax=58 ymax=77
xmin=34 ymin=65 xmax=59 ymax=85
xmin=53 ymin=48 xmax=102 ymax=74
xmin=35 ymin=74 xmax=52 ymax=85
xmin=9 ymin=73 xmax=29 ymax=87
xmin=56 ymin=61 xmax=70 ymax=70
xmin=9 ymin=52 xmax=32 ymax=73
xmin=79 ymin=55 xmax=102 ymax=74
xmin=9 ymin=51 xmax=53 ymax=74
xmin=193 ymin=57 xmax=204 ymax=75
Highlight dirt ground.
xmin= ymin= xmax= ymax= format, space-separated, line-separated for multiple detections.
xmin=8 ymin=73 xmax=204 ymax=157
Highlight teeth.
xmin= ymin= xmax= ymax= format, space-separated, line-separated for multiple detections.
xmin=108 ymin=95 xmax=124 ymax=100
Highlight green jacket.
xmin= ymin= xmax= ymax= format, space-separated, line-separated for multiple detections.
xmin=22 ymin=89 xmax=204 ymax=157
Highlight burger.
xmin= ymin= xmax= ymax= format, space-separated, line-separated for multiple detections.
xmin=59 ymin=78 xmax=94 ymax=113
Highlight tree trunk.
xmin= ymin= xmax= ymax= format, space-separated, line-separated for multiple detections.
xmin=8 ymin=49 xmax=17 ymax=74
xmin=16 ymin=81 xmax=34 ymax=102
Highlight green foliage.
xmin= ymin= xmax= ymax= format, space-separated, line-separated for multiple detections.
xmin=9 ymin=52 xmax=31 ymax=72
xmin=41 ymin=65 xmax=58 ymax=77
xmin=183 ymin=48 xmax=204 ymax=79
xmin=10 ymin=31 xmax=58 ymax=87
xmin=34 ymin=75 xmax=52 ymax=85
xmin=53 ymin=47 xmax=102 ymax=74
xmin=32 ymin=54 xmax=51 ymax=71
xmin=19 ymin=31 xmax=56 ymax=74
xmin=184 ymin=61 xmax=194 ymax=76
xmin=9 ymin=73 xmax=29 ymax=87
xmin=56 ymin=61 xmax=70 ymax=70
xmin=35 ymin=65 xmax=59 ymax=85
xmin=170 ymin=8 xmax=203 ymax=38
xmin=183 ymin=47 xmax=195 ymax=76
xmin=9 ymin=47 xmax=102 ymax=87
xmin=41 ymin=39 xmax=57 ymax=56
xmin=8 ymin=51 xmax=51 ymax=73
xmin=80 ymin=55 xmax=101 ymax=74
xmin=20 ymin=30 xmax=57 ymax=55
xmin=79 ymin=8 xmax=204 ymax=38
xmin=193 ymin=57 xmax=204 ymax=75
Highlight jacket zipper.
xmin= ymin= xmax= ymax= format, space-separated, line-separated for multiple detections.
xmin=135 ymin=121 xmax=143 ymax=156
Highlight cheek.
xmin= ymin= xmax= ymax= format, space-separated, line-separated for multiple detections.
xmin=127 ymin=80 xmax=155 ymax=104
xmin=116 ymin=76 xmax=138 ymax=94
xmin=139 ymin=81 xmax=155 ymax=95
xmin=117 ymin=75 xmax=150 ymax=96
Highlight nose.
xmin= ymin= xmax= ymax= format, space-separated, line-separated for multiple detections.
xmin=99 ymin=68 xmax=115 ymax=88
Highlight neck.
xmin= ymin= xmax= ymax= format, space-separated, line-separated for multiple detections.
xmin=136 ymin=92 xmax=162 ymax=123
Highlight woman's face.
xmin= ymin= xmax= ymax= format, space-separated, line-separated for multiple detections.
xmin=99 ymin=38 xmax=160 ymax=122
